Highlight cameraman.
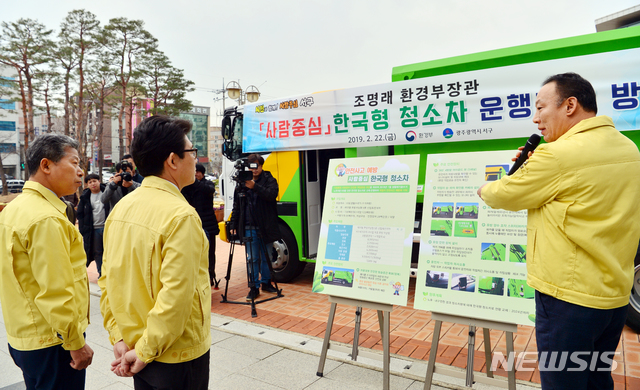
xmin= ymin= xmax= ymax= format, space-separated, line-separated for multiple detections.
xmin=123 ymin=154 xmax=144 ymax=184
xmin=101 ymin=161 xmax=140 ymax=209
xmin=230 ymin=154 xmax=281 ymax=301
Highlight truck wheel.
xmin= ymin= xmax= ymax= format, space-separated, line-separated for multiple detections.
xmin=271 ymin=221 xmax=305 ymax=283
xmin=627 ymin=253 xmax=640 ymax=333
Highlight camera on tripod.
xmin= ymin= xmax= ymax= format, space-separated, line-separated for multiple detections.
xmin=232 ymin=159 xmax=258 ymax=185
xmin=116 ymin=160 xmax=134 ymax=185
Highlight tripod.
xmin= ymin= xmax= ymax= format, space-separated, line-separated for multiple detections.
xmin=220 ymin=190 xmax=284 ymax=317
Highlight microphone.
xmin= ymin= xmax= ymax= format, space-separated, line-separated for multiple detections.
xmin=507 ymin=134 xmax=541 ymax=175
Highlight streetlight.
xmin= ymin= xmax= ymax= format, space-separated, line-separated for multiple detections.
xmin=225 ymin=81 xmax=261 ymax=105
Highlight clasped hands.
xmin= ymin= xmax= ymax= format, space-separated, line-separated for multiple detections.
xmin=111 ymin=340 xmax=147 ymax=377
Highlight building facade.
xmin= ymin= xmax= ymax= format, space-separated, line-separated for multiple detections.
xmin=0 ymin=66 xmax=22 ymax=179
xmin=180 ymin=106 xmax=210 ymax=170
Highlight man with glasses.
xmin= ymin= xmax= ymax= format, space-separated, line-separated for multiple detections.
xmin=478 ymin=73 xmax=640 ymax=389
xmin=100 ymin=116 xmax=211 ymax=389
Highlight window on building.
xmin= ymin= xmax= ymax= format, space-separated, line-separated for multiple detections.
xmin=0 ymin=121 xmax=16 ymax=131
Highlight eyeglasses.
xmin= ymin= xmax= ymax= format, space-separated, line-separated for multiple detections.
xmin=182 ymin=148 xmax=198 ymax=158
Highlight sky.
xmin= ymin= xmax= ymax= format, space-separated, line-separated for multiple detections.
xmin=3 ymin=0 xmax=639 ymax=125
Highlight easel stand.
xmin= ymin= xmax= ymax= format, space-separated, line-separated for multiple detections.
xmin=317 ymin=296 xmax=393 ymax=390
xmin=220 ymin=240 xmax=284 ymax=316
xmin=424 ymin=312 xmax=517 ymax=390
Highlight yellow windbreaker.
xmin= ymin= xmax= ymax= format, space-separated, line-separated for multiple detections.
xmin=0 ymin=181 xmax=89 ymax=351
xmin=482 ymin=116 xmax=640 ymax=309
xmin=99 ymin=176 xmax=211 ymax=363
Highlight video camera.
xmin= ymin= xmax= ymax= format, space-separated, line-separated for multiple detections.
xmin=116 ymin=160 xmax=134 ymax=185
xmin=232 ymin=159 xmax=258 ymax=185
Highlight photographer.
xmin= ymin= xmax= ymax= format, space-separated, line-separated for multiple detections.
xmin=123 ymin=154 xmax=144 ymax=184
xmin=230 ymin=153 xmax=281 ymax=301
xmin=101 ymin=161 xmax=140 ymax=209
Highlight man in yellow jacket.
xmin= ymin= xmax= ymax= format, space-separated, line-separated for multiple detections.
xmin=0 ymin=134 xmax=93 ymax=389
xmin=479 ymin=73 xmax=640 ymax=389
xmin=99 ymin=116 xmax=211 ymax=389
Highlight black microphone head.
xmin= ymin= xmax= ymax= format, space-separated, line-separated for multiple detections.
xmin=527 ymin=134 xmax=542 ymax=147
xmin=507 ymin=133 xmax=542 ymax=176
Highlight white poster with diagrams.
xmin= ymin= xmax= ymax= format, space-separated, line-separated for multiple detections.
xmin=312 ymin=154 xmax=420 ymax=306
xmin=413 ymin=151 xmax=535 ymax=326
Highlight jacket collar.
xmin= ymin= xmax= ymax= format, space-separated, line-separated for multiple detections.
xmin=23 ymin=181 xmax=67 ymax=216
xmin=558 ymin=115 xmax=614 ymax=142
xmin=140 ymin=175 xmax=187 ymax=201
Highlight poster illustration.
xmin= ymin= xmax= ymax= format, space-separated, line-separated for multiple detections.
xmin=313 ymin=155 xmax=419 ymax=305
xmin=414 ymin=151 xmax=535 ymax=325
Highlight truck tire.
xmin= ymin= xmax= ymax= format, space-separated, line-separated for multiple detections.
xmin=271 ymin=220 xmax=305 ymax=283
xmin=626 ymin=242 xmax=640 ymax=333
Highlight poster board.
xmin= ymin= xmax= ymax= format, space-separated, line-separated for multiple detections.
xmin=414 ymin=151 xmax=535 ymax=326
xmin=313 ymin=155 xmax=420 ymax=306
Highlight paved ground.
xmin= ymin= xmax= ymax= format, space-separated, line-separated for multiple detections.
xmin=204 ymin=239 xmax=640 ymax=390
xmin=0 ymin=286 xmax=541 ymax=390
xmin=3 ymin=237 xmax=638 ymax=389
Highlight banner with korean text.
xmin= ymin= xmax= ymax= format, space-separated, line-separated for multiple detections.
xmin=242 ymin=48 xmax=640 ymax=153
xmin=413 ymin=151 xmax=535 ymax=326
xmin=312 ymin=155 xmax=419 ymax=306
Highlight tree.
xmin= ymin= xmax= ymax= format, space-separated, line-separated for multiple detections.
xmin=33 ymin=68 xmax=62 ymax=133
xmin=59 ymin=10 xmax=100 ymax=145
xmin=51 ymin=39 xmax=78 ymax=136
xmin=0 ymin=18 xmax=54 ymax=177
xmin=101 ymin=18 xmax=157 ymax=157
xmin=84 ymin=46 xmax=116 ymax=179
xmin=140 ymin=50 xmax=194 ymax=116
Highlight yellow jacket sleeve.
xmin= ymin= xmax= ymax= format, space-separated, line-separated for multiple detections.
xmin=481 ymin=146 xmax=562 ymax=211
xmin=98 ymin=251 xmax=123 ymax=345
xmin=28 ymin=217 xmax=86 ymax=351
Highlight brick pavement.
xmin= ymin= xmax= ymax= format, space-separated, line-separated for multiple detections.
xmin=87 ymin=238 xmax=640 ymax=389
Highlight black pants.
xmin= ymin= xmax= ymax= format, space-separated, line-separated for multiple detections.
xmin=535 ymin=292 xmax=627 ymax=390
xmin=207 ymin=230 xmax=217 ymax=284
xmin=133 ymin=350 xmax=210 ymax=390
xmin=9 ymin=343 xmax=86 ymax=390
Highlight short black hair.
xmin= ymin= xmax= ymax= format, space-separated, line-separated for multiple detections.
xmin=85 ymin=173 xmax=100 ymax=183
xmin=247 ymin=153 xmax=264 ymax=166
xmin=27 ymin=134 xmax=79 ymax=175
xmin=543 ymin=72 xmax=597 ymax=114
xmin=195 ymin=163 xmax=206 ymax=174
xmin=122 ymin=154 xmax=133 ymax=160
xmin=130 ymin=115 xmax=192 ymax=177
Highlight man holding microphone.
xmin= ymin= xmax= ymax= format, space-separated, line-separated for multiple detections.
xmin=478 ymin=73 xmax=640 ymax=389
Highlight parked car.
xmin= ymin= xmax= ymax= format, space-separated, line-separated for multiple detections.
xmin=0 ymin=179 xmax=25 ymax=193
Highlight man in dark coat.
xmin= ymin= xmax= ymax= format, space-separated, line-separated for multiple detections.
xmin=182 ymin=164 xmax=220 ymax=286
xmin=230 ymin=154 xmax=281 ymax=301
xmin=77 ymin=173 xmax=110 ymax=277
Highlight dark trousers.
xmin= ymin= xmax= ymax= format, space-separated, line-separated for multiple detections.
xmin=133 ymin=350 xmax=210 ymax=390
xmin=9 ymin=343 xmax=86 ymax=390
xmin=207 ymin=230 xmax=217 ymax=284
xmin=535 ymin=291 xmax=627 ymax=390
